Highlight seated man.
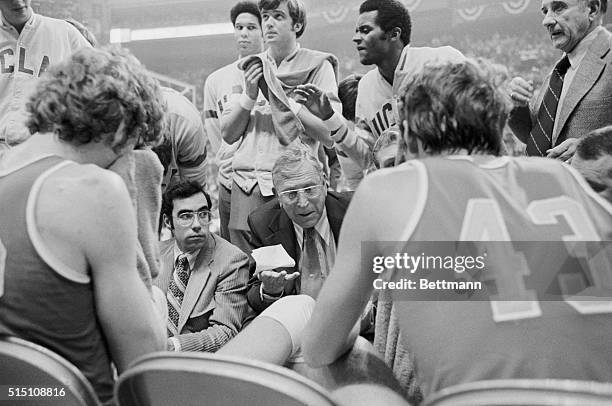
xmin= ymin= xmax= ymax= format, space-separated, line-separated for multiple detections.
xmin=303 ymin=60 xmax=612 ymax=397
xmin=158 ymin=181 xmax=251 ymax=352
xmin=0 ymin=46 xmax=166 ymax=404
xmin=572 ymin=125 xmax=612 ymax=203
xmin=246 ymin=146 xmax=350 ymax=312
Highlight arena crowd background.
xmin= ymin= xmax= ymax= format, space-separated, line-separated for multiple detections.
xmin=32 ymin=0 xmax=612 ymax=227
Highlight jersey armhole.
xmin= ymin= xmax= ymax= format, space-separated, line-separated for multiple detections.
xmin=399 ymin=160 xmax=428 ymax=241
xmin=26 ymin=161 xmax=91 ymax=284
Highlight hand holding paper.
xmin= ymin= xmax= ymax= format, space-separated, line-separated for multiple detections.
xmin=251 ymin=245 xmax=299 ymax=295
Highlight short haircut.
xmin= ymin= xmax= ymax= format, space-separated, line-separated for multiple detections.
xmin=338 ymin=74 xmax=362 ymax=121
xmin=576 ymin=126 xmax=612 ymax=161
xmin=161 ymin=180 xmax=212 ymax=228
xmin=272 ymin=145 xmax=324 ymax=191
xmin=26 ymin=46 xmax=166 ymax=152
xmin=259 ymin=0 xmax=307 ymax=38
xmin=231 ymin=1 xmax=262 ymax=27
xmin=398 ymin=59 xmax=505 ymax=156
xmin=359 ymin=0 xmax=411 ymax=45
xmin=65 ymin=18 xmax=97 ymax=47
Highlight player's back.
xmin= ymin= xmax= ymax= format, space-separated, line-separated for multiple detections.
xmin=389 ymin=155 xmax=612 ymax=396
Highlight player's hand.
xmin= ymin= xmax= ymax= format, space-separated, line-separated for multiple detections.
xmin=547 ymin=138 xmax=579 ymax=162
xmin=259 ymin=269 xmax=300 ymax=295
xmin=507 ymin=76 xmax=533 ymax=108
xmin=244 ymin=60 xmax=263 ymax=100
xmin=293 ymin=84 xmax=335 ymax=120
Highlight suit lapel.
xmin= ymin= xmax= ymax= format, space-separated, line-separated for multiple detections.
xmin=266 ymin=207 xmax=299 ymax=265
xmin=178 ymin=236 xmax=214 ymax=331
xmin=158 ymin=241 xmax=175 ymax=294
xmin=554 ymin=30 xmax=610 ymax=145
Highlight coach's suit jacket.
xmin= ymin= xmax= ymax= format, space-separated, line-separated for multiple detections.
xmin=155 ymin=233 xmax=251 ymax=352
xmin=246 ymin=191 xmax=351 ymax=313
xmin=508 ymin=28 xmax=612 ymax=149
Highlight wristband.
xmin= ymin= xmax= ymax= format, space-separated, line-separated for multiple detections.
xmin=240 ymin=92 xmax=256 ymax=111
xmin=323 ymin=111 xmax=345 ymax=132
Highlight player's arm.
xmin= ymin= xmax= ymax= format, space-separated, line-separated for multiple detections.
xmin=172 ymin=106 xmax=208 ymax=188
xmin=171 ymin=251 xmax=251 ymax=352
xmin=294 ymin=84 xmax=375 ymax=169
xmin=294 ymin=61 xmax=341 ymax=148
xmin=62 ymin=169 xmax=165 ymax=371
xmin=221 ymin=61 xmax=262 ymax=144
xmin=302 ymin=167 xmax=421 ymax=367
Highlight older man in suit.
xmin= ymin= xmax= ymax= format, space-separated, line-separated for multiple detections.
xmin=246 ymin=146 xmax=351 ymax=313
xmin=157 ymin=181 xmax=251 ymax=352
xmin=508 ymin=0 xmax=612 ymax=161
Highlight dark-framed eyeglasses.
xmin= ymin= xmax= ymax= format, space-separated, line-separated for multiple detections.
xmin=175 ymin=210 xmax=211 ymax=227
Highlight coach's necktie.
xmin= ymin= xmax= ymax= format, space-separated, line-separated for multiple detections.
xmin=166 ymin=255 xmax=190 ymax=337
xmin=526 ymin=55 xmax=571 ymax=156
xmin=300 ymin=228 xmax=326 ymax=298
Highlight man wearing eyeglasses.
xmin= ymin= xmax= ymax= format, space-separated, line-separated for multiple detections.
xmin=157 ymin=181 xmax=251 ymax=352
xmin=246 ymin=146 xmax=351 ymax=313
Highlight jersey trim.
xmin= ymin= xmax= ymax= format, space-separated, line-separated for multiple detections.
xmin=26 ymin=160 xmax=91 ymax=284
xmin=399 ymin=160 xmax=429 ymax=241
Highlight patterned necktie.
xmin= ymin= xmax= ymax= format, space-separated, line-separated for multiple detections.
xmin=167 ymin=255 xmax=190 ymax=337
xmin=300 ymin=228 xmax=326 ymax=298
xmin=527 ymin=55 xmax=571 ymax=156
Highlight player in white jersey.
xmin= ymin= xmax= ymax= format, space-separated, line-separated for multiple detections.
xmin=0 ymin=0 xmax=91 ymax=148
xmin=295 ymin=0 xmax=463 ymax=189
xmin=303 ymin=60 xmax=612 ymax=397
xmin=203 ymin=1 xmax=264 ymax=241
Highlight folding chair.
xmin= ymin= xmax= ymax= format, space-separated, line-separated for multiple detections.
xmin=116 ymin=352 xmax=338 ymax=406
xmin=424 ymin=379 xmax=612 ymax=406
xmin=0 ymin=335 xmax=100 ymax=406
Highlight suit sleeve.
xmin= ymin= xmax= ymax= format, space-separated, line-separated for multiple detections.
xmin=174 ymin=251 xmax=250 ymax=352
xmin=507 ymin=105 xmax=534 ymax=144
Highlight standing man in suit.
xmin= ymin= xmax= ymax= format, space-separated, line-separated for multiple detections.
xmin=157 ymin=181 xmax=251 ymax=352
xmin=246 ymin=146 xmax=350 ymax=313
xmin=508 ymin=0 xmax=611 ymax=160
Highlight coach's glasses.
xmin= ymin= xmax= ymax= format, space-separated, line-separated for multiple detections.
xmin=278 ymin=185 xmax=324 ymax=204
xmin=176 ymin=210 xmax=211 ymax=227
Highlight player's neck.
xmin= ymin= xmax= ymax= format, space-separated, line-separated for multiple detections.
xmin=269 ymin=39 xmax=297 ymax=66
xmin=377 ymin=45 xmax=404 ymax=86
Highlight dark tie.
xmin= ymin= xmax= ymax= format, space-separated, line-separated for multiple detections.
xmin=300 ymin=228 xmax=325 ymax=298
xmin=166 ymin=255 xmax=190 ymax=337
xmin=526 ymin=56 xmax=571 ymax=156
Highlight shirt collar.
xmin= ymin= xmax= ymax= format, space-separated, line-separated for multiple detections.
xmin=293 ymin=207 xmax=331 ymax=248
xmin=266 ymin=43 xmax=301 ymax=66
xmin=173 ymin=243 xmax=201 ymax=271
xmin=566 ymin=26 xmax=603 ymax=70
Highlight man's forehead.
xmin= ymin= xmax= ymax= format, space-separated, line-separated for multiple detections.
xmin=235 ymin=12 xmax=260 ymax=25
xmin=276 ymin=170 xmax=321 ymax=191
xmin=356 ymin=10 xmax=379 ymax=28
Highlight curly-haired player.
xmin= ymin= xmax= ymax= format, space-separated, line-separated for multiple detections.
xmin=0 ymin=46 xmax=167 ymax=404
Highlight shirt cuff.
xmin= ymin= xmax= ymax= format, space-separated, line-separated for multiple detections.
xmin=260 ymin=283 xmax=285 ymax=302
xmin=169 ymin=337 xmax=181 ymax=352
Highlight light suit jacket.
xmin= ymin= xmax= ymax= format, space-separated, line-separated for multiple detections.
xmin=155 ymin=233 xmax=251 ymax=352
